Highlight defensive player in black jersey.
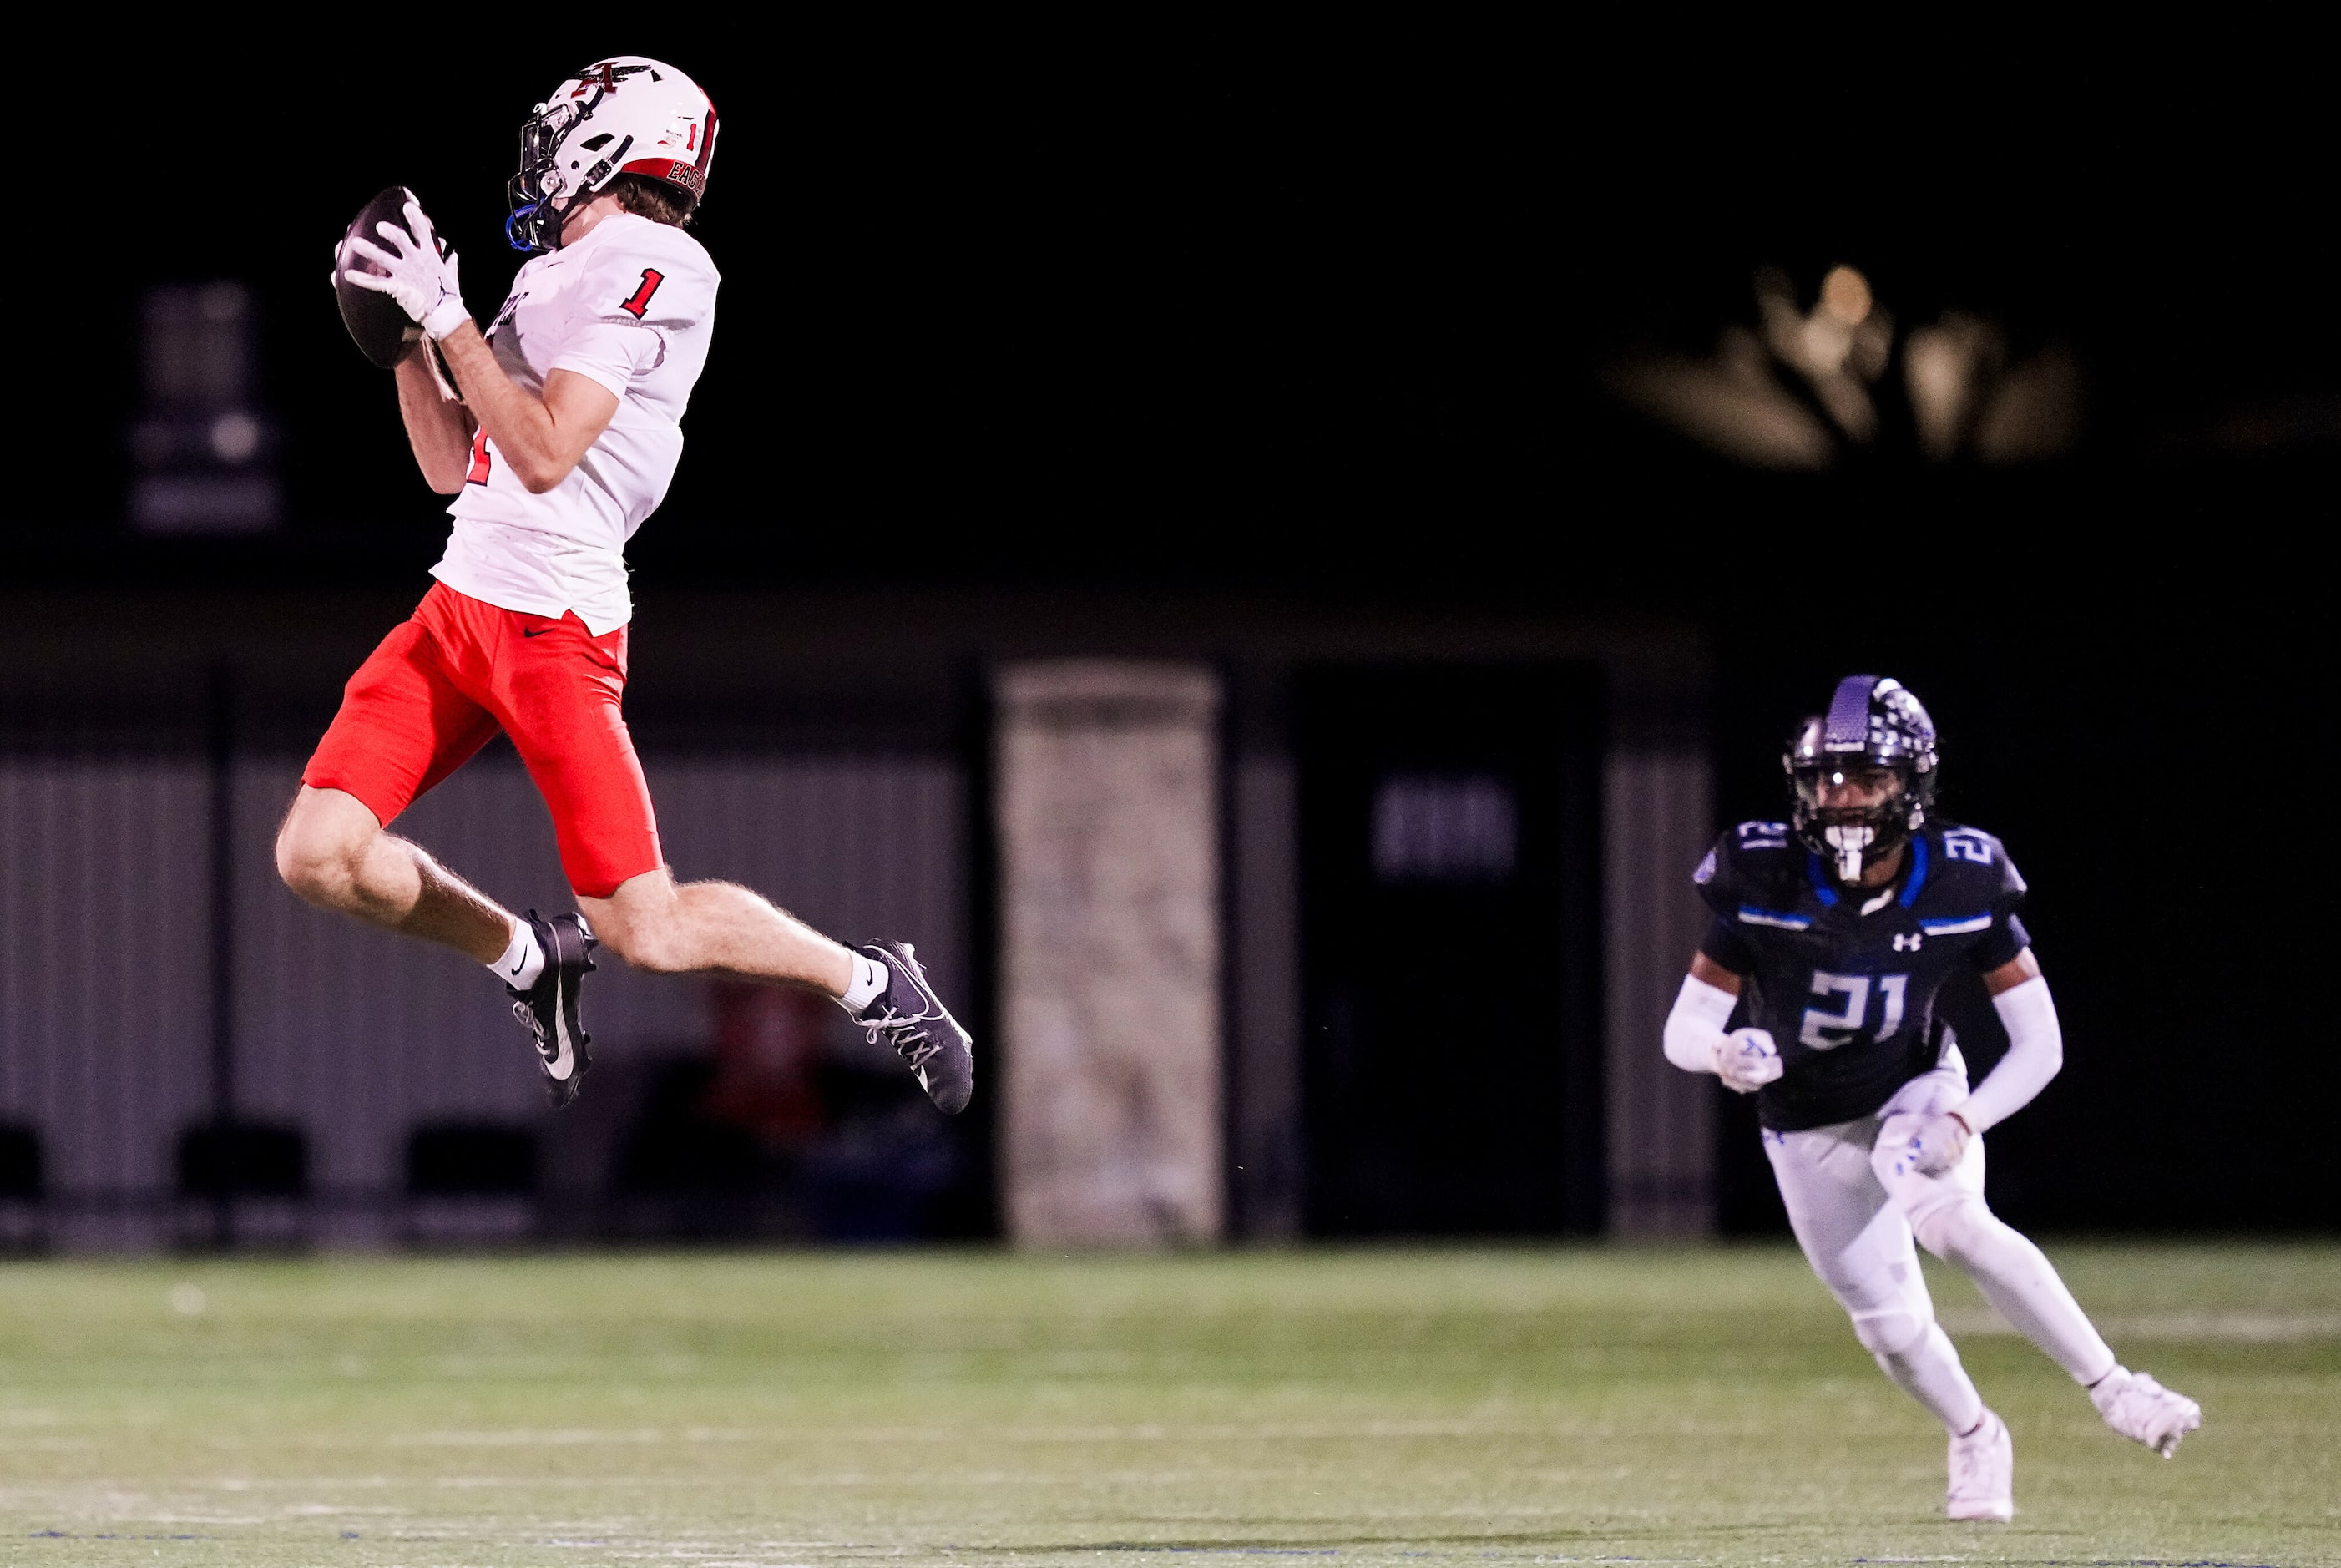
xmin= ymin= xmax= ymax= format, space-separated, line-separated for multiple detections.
xmin=1663 ymin=675 xmax=2202 ymax=1522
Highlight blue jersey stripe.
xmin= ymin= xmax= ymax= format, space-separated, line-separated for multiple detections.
xmin=1737 ymin=906 xmax=1813 ymax=931
xmin=1899 ymin=835 xmax=1930 ymax=908
xmin=1804 ymin=854 xmax=1839 ymax=908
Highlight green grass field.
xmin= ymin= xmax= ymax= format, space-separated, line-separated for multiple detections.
xmin=0 ymin=1244 xmax=2334 ymax=1566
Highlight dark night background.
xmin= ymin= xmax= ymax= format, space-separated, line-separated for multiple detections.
xmin=10 ymin=28 xmax=2334 ymax=1233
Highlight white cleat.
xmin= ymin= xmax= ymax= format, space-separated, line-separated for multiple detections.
xmin=1946 ymin=1409 xmax=2015 ymax=1522
xmin=2091 ymin=1366 xmax=2202 ymax=1458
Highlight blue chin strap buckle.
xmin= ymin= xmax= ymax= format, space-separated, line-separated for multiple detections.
xmin=504 ymin=202 xmax=541 ymax=252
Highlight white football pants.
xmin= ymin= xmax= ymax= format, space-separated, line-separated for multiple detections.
xmin=1764 ymin=1060 xmax=2118 ymax=1434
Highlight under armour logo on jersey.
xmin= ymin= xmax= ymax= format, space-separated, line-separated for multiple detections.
xmin=1893 ymin=932 xmax=1924 ymax=951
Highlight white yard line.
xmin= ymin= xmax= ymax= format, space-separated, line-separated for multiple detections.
xmin=1938 ymin=1307 xmax=2341 ymax=1341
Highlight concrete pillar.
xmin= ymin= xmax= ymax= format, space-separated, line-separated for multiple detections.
xmin=1603 ymin=746 xmax=1717 ymax=1234
xmin=994 ymin=661 xmax=1223 ymax=1246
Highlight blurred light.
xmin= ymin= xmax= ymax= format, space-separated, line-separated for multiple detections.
xmin=1605 ymin=350 xmax=1834 ymax=471
xmin=210 ymin=412 xmax=261 ymax=464
xmin=169 ymin=1282 xmax=206 ymax=1316
xmin=143 ymin=283 xmax=253 ymax=410
xmin=1799 ymin=312 xmax=1853 ymax=375
xmin=131 ymin=281 xmax=278 ymax=534
xmin=1608 ymin=265 xmax=2079 ymax=468
xmin=1904 ymin=314 xmax=1997 ymax=460
xmin=1372 ymin=775 xmax=1517 ymax=883
xmin=1757 ymin=266 xmax=1887 ymax=443
xmin=1974 ymin=346 xmax=2081 ymax=463
xmin=1820 ymin=266 xmax=1873 ymax=326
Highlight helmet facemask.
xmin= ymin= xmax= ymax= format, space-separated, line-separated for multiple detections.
xmin=505 ymin=100 xmax=574 ymax=252
xmin=507 ymin=97 xmax=636 ymax=253
xmin=1791 ymin=761 xmax=1919 ymax=882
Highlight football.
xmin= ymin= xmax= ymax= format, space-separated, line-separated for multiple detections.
xmin=335 ymin=185 xmax=422 ymax=368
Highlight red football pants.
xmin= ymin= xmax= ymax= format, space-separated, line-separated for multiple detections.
xmin=302 ymin=582 xmax=663 ymax=898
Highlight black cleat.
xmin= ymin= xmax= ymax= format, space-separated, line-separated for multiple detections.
xmin=507 ymin=910 xmax=596 ymax=1108
xmin=852 ymin=939 xmax=973 ymax=1114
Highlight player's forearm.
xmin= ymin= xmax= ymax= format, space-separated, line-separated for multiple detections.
xmin=1664 ymin=974 xmax=1736 ymax=1074
xmin=1666 ymin=967 xmax=1783 ymax=1092
xmin=393 ymin=352 xmax=476 ymax=493
xmin=435 ymin=325 xmax=584 ymax=493
xmin=1955 ymin=975 xmax=2063 ymax=1133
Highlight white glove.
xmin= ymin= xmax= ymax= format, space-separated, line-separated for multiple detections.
xmin=343 ymin=194 xmax=470 ymax=341
xmin=1903 ymin=1108 xmax=1974 ymax=1176
xmin=1713 ymin=1027 xmax=1783 ymax=1094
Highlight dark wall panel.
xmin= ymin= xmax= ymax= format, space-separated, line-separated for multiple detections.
xmin=1297 ymin=664 xmax=1603 ymax=1237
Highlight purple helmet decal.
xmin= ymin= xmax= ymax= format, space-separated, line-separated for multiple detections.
xmin=1823 ymin=675 xmax=1882 ymax=751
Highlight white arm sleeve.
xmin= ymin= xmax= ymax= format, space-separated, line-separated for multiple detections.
xmin=1956 ymin=974 xmax=2063 ymax=1133
xmin=1663 ymin=974 xmax=1738 ymax=1075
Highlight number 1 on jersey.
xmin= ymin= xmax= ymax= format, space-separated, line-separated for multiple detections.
xmin=466 ymin=427 xmax=492 ymax=486
xmin=619 ymin=268 xmax=665 ymax=319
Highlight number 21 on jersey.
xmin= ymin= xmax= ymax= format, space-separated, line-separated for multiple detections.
xmin=1800 ymin=971 xmax=1908 ymax=1050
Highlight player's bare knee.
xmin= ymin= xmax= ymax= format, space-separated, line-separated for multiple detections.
xmin=598 ymin=910 xmax=690 ymax=974
xmin=275 ymin=814 xmax=366 ymax=906
xmin=620 ymin=937 xmax=694 ymax=974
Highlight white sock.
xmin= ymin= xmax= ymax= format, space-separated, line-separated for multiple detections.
xmin=1874 ymin=1321 xmax=1986 ymax=1435
xmin=490 ymin=918 xmax=544 ymax=990
xmin=839 ymin=953 xmax=888 ymax=1014
xmin=1937 ymin=1211 xmax=2118 ymax=1384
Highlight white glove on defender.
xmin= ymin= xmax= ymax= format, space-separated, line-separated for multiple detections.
xmin=1894 ymin=977 xmax=2064 ymax=1177
xmin=1663 ymin=974 xmax=1782 ymax=1094
xmin=343 ymin=195 xmax=470 ymax=341
xmin=1714 ymin=1027 xmax=1784 ymax=1093
xmin=1902 ymin=1108 xmax=1974 ymax=1176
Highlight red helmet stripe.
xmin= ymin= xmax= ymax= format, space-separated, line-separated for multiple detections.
xmin=695 ymin=99 xmax=719 ymax=175
xmin=619 ymin=157 xmax=705 ymax=196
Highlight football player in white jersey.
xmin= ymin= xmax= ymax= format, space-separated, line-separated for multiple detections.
xmin=276 ymin=58 xmax=973 ymax=1115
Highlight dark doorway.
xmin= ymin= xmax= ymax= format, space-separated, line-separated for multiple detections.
xmin=1297 ymin=664 xmax=1604 ymax=1236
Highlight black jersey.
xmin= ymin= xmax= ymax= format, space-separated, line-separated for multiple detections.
xmin=1693 ymin=817 xmax=2031 ymax=1131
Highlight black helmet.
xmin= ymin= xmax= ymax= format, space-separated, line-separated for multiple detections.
xmin=1783 ymin=675 xmax=1939 ymax=883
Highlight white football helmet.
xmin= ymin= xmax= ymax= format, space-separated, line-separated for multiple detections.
xmin=507 ymin=57 xmax=718 ymax=253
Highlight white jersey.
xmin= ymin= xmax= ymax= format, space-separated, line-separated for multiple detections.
xmin=432 ymin=212 xmax=720 ymax=634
